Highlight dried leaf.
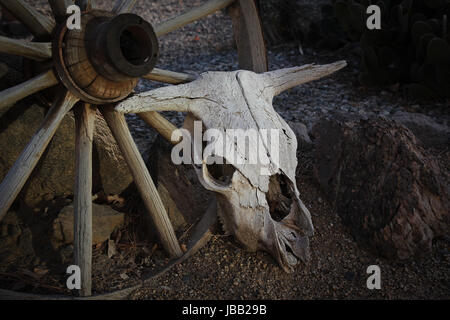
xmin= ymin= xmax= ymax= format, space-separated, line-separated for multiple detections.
xmin=106 ymin=194 xmax=125 ymax=207
xmin=33 ymin=267 xmax=49 ymax=277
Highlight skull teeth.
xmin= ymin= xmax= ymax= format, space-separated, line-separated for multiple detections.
xmin=217 ymin=204 xmax=232 ymax=236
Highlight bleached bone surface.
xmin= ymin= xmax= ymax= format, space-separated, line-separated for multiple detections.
xmin=117 ymin=61 xmax=346 ymax=272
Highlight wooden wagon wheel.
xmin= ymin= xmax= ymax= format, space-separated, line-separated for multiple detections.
xmin=0 ymin=0 xmax=267 ymax=298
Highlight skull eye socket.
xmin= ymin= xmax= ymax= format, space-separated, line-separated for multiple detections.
xmin=267 ymin=174 xmax=294 ymax=222
xmin=205 ymin=157 xmax=236 ymax=187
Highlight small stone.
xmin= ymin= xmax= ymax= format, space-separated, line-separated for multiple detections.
xmin=33 ymin=267 xmax=49 ymax=277
xmin=52 ymin=204 xmax=124 ymax=247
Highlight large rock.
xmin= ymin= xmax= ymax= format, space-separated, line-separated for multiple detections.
xmin=312 ymin=117 xmax=449 ymax=259
xmin=52 ymin=203 xmax=125 ymax=246
xmin=156 ymin=183 xmax=187 ymax=232
xmin=391 ymin=111 xmax=450 ymax=148
xmin=92 ymin=112 xmax=133 ymax=196
xmin=148 ymin=137 xmax=214 ymax=227
xmin=289 ymin=121 xmax=313 ymax=151
xmin=258 ymin=0 xmax=333 ymax=45
xmin=0 ymin=104 xmax=133 ymax=208
xmin=0 ymin=211 xmax=33 ymax=264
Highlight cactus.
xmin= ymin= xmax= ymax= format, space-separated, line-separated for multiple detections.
xmin=333 ymin=0 xmax=450 ymax=100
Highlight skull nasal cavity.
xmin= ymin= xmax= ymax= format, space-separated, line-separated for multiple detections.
xmin=267 ymin=174 xmax=293 ymax=222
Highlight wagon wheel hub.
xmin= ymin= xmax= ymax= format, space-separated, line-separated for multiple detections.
xmin=53 ymin=10 xmax=159 ymax=105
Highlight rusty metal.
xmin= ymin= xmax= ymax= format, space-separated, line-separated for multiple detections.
xmin=86 ymin=13 xmax=159 ymax=82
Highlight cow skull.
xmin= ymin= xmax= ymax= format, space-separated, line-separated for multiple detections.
xmin=116 ymin=61 xmax=346 ymax=272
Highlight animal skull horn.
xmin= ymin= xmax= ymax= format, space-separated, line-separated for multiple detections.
xmin=116 ymin=61 xmax=346 ymax=272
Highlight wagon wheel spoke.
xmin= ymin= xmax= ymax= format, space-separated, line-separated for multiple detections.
xmin=75 ymin=0 xmax=95 ymax=11
xmin=0 ymin=36 xmax=52 ymax=61
xmin=229 ymin=0 xmax=267 ymax=73
xmin=0 ymin=70 xmax=59 ymax=112
xmin=154 ymin=0 xmax=235 ymax=37
xmin=142 ymin=68 xmax=197 ymax=85
xmin=101 ymin=106 xmax=183 ymax=258
xmin=0 ymin=91 xmax=79 ymax=222
xmin=48 ymin=0 xmax=73 ymax=23
xmin=113 ymin=0 xmax=137 ymax=14
xmin=0 ymin=0 xmax=55 ymax=39
xmin=138 ymin=111 xmax=181 ymax=145
xmin=74 ymin=102 xmax=96 ymax=297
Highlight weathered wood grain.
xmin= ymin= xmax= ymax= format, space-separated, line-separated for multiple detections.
xmin=48 ymin=0 xmax=73 ymax=23
xmin=74 ymin=103 xmax=96 ymax=297
xmin=229 ymin=0 xmax=268 ymax=73
xmin=154 ymin=0 xmax=235 ymax=37
xmin=113 ymin=0 xmax=137 ymax=14
xmin=75 ymin=0 xmax=94 ymax=10
xmin=0 ymin=70 xmax=59 ymax=111
xmin=0 ymin=36 xmax=51 ymax=61
xmin=63 ymin=12 xmax=137 ymax=102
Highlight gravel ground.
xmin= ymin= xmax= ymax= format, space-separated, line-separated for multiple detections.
xmin=4 ymin=0 xmax=449 ymax=299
